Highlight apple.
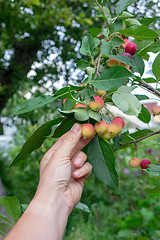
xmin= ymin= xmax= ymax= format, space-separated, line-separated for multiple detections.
xmin=73 ymin=103 xmax=87 ymax=109
xmin=119 ymin=39 xmax=130 ymax=48
xmin=140 ymin=158 xmax=151 ymax=169
xmin=89 ymin=96 xmax=104 ymax=112
xmin=125 ymin=42 xmax=137 ymax=55
xmin=94 ymin=121 xmax=108 ymax=135
xmin=152 ymin=105 xmax=160 ymax=115
xmin=112 ymin=117 xmax=125 ymax=127
xmin=108 ymin=122 xmax=123 ymax=137
xmin=122 ymin=52 xmax=132 ymax=59
xmin=108 ymin=58 xmax=119 ymax=67
xmin=129 ymin=157 xmax=140 ymax=168
xmin=81 ymin=123 xmax=95 ymax=138
xmin=63 ymin=98 xmax=67 ymax=104
xmin=97 ymin=89 xmax=106 ymax=96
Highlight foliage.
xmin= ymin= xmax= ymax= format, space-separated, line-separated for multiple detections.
xmin=0 ymin=0 xmax=160 ymax=239
xmin=9 ymin=0 xmax=160 ymax=191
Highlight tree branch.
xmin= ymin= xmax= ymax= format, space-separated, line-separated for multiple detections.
xmin=120 ymin=130 xmax=160 ymax=146
xmin=138 ymin=80 xmax=160 ymax=97
xmin=95 ymin=53 xmax=101 ymax=78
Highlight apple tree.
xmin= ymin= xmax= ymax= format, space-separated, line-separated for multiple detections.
xmin=0 ymin=0 xmax=160 ymax=235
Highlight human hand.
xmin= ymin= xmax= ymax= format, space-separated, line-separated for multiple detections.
xmin=35 ymin=123 xmax=93 ymax=213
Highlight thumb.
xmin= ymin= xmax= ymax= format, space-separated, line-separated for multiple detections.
xmin=54 ymin=123 xmax=81 ymax=158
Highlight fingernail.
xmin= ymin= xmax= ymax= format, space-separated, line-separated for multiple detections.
xmin=71 ymin=123 xmax=81 ymax=133
xmin=75 ymin=158 xmax=83 ymax=167
xmin=74 ymin=169 xmax=81 ymax=177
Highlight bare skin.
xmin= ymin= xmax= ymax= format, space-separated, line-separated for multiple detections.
xmin=5 ymin=123 xmax=92 ymax=240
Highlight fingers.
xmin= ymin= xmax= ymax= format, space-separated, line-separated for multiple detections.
xmin=40 ymin=124 xmax=81 ymax=174
xmin=72 ymin=151 xmax=92 ymax=180
xmin=70 ymin=136 xmax=93 ymax=160
xmin=53 ymin=123 xmax=81 ymax=159
xmin=72 ymin=162 xmax=92 ymax=180
xmin=72 ymin=151 xmax=87 ymax=168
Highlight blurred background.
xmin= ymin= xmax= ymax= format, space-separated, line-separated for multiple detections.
xmin=0 ymin=0 xmax=160 ymax=239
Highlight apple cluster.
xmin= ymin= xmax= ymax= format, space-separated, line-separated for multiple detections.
xmin=63 ymin=94 xmax=125 ymax=140
xmin=129 ymin=157 xmax=151 ymax=169
xmin=81 ymin=117 xmax=125 ymax=140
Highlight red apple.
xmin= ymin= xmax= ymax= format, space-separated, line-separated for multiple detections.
xmin=89 ymin=96 xmax=104 ymax=112
xmin=140 ymin=158 xmax=151 ymax=169
xmin=125 ymin=42 xmax=137 ymax=55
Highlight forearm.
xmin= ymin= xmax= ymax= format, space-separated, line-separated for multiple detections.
xmin=5 ymin=193 xmax=70 ymax=240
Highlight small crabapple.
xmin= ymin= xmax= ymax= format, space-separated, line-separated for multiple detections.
xmin=108 ymin=58 xmax=119 ymax=67
xmin=81 ymin=123 xmax=95 ymax=139
xmin=122 ymin=52 xmax=132 ymax=59
xmin=94 ymin=121 xmax=108 ymax=136
xmin=140 ymin=158 xmax=151 ymax=169
xmin=112 ymin=117 xmax=125 ymax=127
xmin=152 ymin=105 xmax=160 ymax=115
xmin=125 ymin=42 xmax=137 ymax=55
xmin=73 ymin=103 xmax=87 ymax=109
xmin=97 ymin=89 xmax=106 ymax=97
xmin=89 ymin=96 xmax=104 ymax=112
xmin=129 ymin=157 xmax=140 ymax=168
xmin=108 ymin=122 xmax=123 ymax=137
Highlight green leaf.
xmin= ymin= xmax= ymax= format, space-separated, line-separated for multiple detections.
xmin=112 ymin=88 xmax=141 ymax=116
xmin=12 ymin=95 xmax=55 ymax=116
xmin=124 ymin=18 xmax=141 ymax=26
xmin=152 ymin=52 xmax=160 ymax=81
xmin=92 ymin=66 xmax=133 ymax=91
xmin=102 ymin=28 xmax=108 ymax=37
xmin=116 ymin=0 xmax=137 ymax=14
xmin=106 ymin=54 xmax=133 ymax=66
xmin=119 ymin=25 xmax=158 ymax=41
xmin=138 ymin=105 xmax=151 ymax=124
xmin=80 ymin=35 xmax=93 ymax=56
xmin=120 ymin=129 xmax=153 ymax=144
xmin=21 ymin=204 xmax=28 ymax=213
xmin=88 ymin=109 xmax=101 ymax=122
xmin=53 ymin=117 xmax=77 ymax=138
xmin=119 ymin=11 xmax=134 ymax=20
xmin=110 ymin=36 xmax=125 ymax=48
xmin=76 ymin=60 xmax=89 ymax=70
xmin=101 ymin=41 xmax=112 ymax=56
xmin=63 ymin=99 xmax=75 ymax=110
xmin=12 ymin=86 xmax=83 ymax=115
xmin=144 ymin=164 xmax=160 ymax=176
xmin=140 ymin=207 xmax=154 ymax=222
xmin=0 ymin=214 xmax=12 ymax=225
xmin=87 ymin=136 xmax=118 ymax=190
xmin=74 ymin=109 xmax=89 ymax=121
xmin=10 ymin=117 xmax=63 ymax=166
xmin=145 ymin=186 xmax=160 ymax=193
xmin=115 ymin=85 xmax=135 ymax=93
xmin=75 ymin=202 xmax=90 ymax=213
xmin=142 ymin=77 xmax=157 ymax=83
xmin=135 ymin=94 xmax=149 ymax=100
xmin=0 ymin=222 xmax=9 ymax=234
xmin=0 ymin=197 xmax=21 ymax=224
xmin=92 ymin=38 xmax=100 ymax=49
xmin=132 ymin=54 xmax=145 ymax=76
xmin=88 ymin=27 xmax=101 ymax=38
xmin=137 ymin=40 xmax=160 ymax=56
xmin=139 ymin=17 xmax=156 ymax=26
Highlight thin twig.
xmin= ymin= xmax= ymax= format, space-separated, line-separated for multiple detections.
xmin=95 ymin=53 xmax=101 ymax=78
xmin=138 ymin=80 xmax=160 ymax=98
xmin=120 ymin=130 xmax=160 ymax=146
xmin=95 ymin=0 xmax=107 ymax=18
